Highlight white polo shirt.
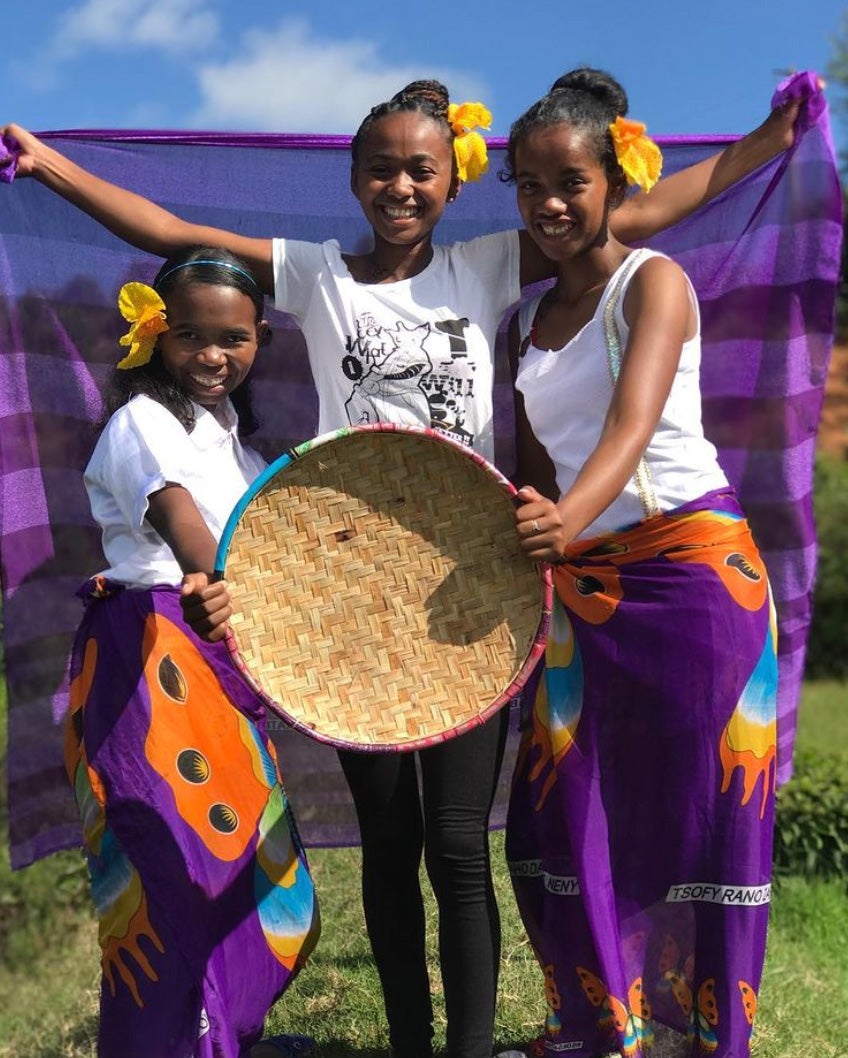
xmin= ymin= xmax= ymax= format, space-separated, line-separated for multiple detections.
xmin=85 ymin=394 xmax=266 ymax=587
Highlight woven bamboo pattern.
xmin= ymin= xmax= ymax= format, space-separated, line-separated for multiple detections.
xmin=223 ymin=428 xmax=546 ymax=749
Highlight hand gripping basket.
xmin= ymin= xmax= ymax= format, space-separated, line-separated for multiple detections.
xmin=215 ymin=424 xmax=551 ymax=751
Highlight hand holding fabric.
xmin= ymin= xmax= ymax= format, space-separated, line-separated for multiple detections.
xmin=0 ymin=123 xmax=43 ymax=182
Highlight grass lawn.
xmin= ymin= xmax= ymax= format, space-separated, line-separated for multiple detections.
xmin=796 ymin=680 xmax=848 ymax=758
xmin=1 ymin=680 xmax=846 ymax=1057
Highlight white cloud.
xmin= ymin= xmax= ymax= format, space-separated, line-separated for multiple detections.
xmin=29 ymin=0 xmax=219 ymax=81
xmin=189 ymin=18 xmax=488 ymax=133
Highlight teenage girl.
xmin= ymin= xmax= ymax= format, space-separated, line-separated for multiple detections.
xmin=1 ymin=84 xmax=795 ymax=1058
xmin=506 ymin=69 xmax=776 ymax=1058
xmin=66 ymin=245 xmax=319 ymax=1058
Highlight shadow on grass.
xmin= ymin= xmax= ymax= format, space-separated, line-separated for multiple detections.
xmin=28 ymin=1015 xmax=99 ymax=1058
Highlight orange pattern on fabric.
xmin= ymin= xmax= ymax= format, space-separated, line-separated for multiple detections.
xmin=141 ymin=613 xmax=274 ymax=861
xmin=659 ymin=512 xmax=768 ymax=612
xmin=519 ymin=676 xmax=558 ymax=811
xmin=543 ymin=963 xmax=562 ymax=1014
xmin=552 ymin=506 xmax=767 ymax=629
xmin=664 ymin=968 xmax=694 ymax=1016
xmin=719 ymin=715 xmax=777 ymax=818
xmin=738 ymin=980 xmax=758 ymax=1025
xmin=552 ymin=564 xmax=623 ymax=625
xmin=65 ymin=636 xmax=98 ymax=781
xmin=577 ymin=968 xmax=653 ymax=1056
xmin=720 ymin=601 xmax=778 ymax=818
xmin=698 ymin=979 xmax=719 ymax=1026
xmin=100 ymin=872 xmax=164 ymax=1007
xmin=514 ymin=599 xmax=584 ymax=810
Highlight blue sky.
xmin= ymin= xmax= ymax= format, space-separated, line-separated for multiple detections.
xmin=3 ymin=0 xmax=847 ymax=155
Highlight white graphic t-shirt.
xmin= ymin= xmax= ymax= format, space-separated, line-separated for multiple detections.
xmin=272 ymin=230 xmax=521 ymax=463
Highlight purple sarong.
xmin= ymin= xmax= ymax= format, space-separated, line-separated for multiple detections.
xmin=66 ymin=580 xmax=320 ymax=1058
xmin=507 ymin=490 xmax=776 ymax=1058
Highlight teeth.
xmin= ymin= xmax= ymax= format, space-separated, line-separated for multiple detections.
xmin=191 ymin=375 xmax=225 ymax=388
xmin=384 ymin=206 xmax=418 ymax=219
xmin=539 ymin=222 xmax=572 ymax=236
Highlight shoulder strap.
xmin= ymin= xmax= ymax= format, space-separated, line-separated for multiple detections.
xmin=603 ymin=249 xmax=660 ymax=519
xmin=516 ymin=292 xmax=546 ymax=360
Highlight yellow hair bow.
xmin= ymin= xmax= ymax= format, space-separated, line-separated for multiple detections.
xmin=116 ymin=282 xmax=168 ymax=369
xmin=608 ymin=116 xmax=663 ymax=193
xmin=447 ymin=101 xmax=492 ymax=183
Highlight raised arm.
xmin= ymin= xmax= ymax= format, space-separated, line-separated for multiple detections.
xmin=0 ymin=123 xmax=275 ymax=294
xmin=517 ymin=92 xmax=803 ymax=287
xmin=611 ymin=95 xmax=802 ymax=243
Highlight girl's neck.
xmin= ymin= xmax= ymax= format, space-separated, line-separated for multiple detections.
xmin=529 ymin=243 xmax=633 ymax=352
xmin=551 ymin=243 xmax=630 ymax=307
xmin=347 ymin=237 xmax=434 ymax=285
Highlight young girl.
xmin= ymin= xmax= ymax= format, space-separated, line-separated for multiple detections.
xmin=505 ymin=69 xmax=777 ymax=1058
xmin=1 ymin=84 xmax=794 ymax=1058
xmin=66 ymin=245 xmax=320 ymax=1058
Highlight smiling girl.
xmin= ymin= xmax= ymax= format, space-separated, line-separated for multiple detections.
xmin=505 ymin=69 xmax=777 ymax=1058
xmin=67 ymin=246 xmax=319 ymax=1058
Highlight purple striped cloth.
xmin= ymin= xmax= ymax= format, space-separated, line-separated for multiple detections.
xmin=0 ymin=75 xmax=841 ymax=869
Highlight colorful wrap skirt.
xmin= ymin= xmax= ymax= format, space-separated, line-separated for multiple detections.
xmin=65 ymin=581 xmax=320 ymax=1058
xmin=506 ymin=491 xmax=777 ymax=1058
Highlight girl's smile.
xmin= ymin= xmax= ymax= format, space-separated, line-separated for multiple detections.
xmin=352 ymin=111 xmax=457 ymax=248
xmin=157 ymin=284 xmax=265 ymax=414
xmin=515 ymin=125 xmax=622 ymax=262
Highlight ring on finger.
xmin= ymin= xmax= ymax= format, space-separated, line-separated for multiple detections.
xmin=531 ymin=519 xmax=542 ymax=536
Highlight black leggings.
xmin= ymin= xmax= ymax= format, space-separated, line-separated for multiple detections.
xmin=338 ymin=707 xmax=509 ymax=1058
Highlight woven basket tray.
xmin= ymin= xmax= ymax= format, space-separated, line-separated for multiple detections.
xmin=216 ymin=424 xmax=551 ymax=751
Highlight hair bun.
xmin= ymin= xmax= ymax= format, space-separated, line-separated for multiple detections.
xmin=392 ymin=80 xmax=450 ymax=120
xmin=550 ymin=67 xmax=628 ymax=118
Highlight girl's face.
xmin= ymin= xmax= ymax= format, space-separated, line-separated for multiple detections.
xmin=351 ymin=111 xmax=458 ymax=249
xmin=158 ymin=283 xmax=266 ymax=410
xmin=514 ymin=123 xmax=622 ymax=263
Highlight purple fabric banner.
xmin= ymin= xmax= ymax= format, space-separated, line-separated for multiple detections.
xmin=0 ymin=80 xmax=841 ymax=868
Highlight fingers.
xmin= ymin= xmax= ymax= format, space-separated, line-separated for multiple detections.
xmin=180 ymin=571 xmax=210 ymax=595
xmin=0 ymin=129 xmax=19 ymax=183
xmin=514 ymin=491 xmax=566 ymax=562
xmin=517 ymin=512 xmax=546 ymax=542
xmin=515 ymin=490 xmax=551 ymax=538
xmin=180 ymin=576 xmax=232 ymax=642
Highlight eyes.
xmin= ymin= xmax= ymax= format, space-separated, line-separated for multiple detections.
xmin=517 ymin=175 xmax=587 ymax=196
xmin=169 ymin=328 xmax=254 ymax=348
xmin=364 ymin=163 xmax=439 ymax=182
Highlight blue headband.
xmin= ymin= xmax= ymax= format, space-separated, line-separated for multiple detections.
xmin=154 ymin=259 xmax=261 ymax=291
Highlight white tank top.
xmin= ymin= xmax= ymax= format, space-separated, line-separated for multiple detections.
xmin=515 ymin=249 xmax=728 ymax=538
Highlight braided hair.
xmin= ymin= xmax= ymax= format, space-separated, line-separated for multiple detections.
xmin=351 ymin=80 xmax=454 ymax=165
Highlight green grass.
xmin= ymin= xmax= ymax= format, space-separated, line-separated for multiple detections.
xmin=1 ymin=681 xmax=846 ymax=1057
xmin=796 ymin=681 xmax=848 ymax=760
